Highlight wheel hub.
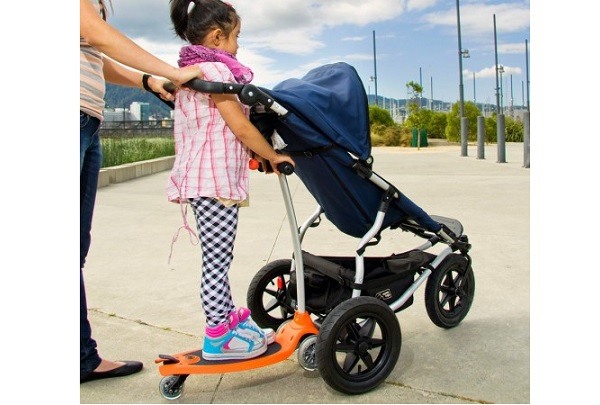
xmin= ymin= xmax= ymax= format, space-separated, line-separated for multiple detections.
xmin=358 ymin=341 xmax=370 ymax=355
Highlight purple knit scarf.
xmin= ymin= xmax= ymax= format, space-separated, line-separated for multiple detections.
xmin=178 ymin=45 xmax=253 ymax=84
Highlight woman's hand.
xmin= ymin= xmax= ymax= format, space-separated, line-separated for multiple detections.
xmin=147 ymin=76 xmax=176 ymax=102
xmin=267 ymin=154 xmax=295 ymax=175
xmin=170 ymin=65 xmax=203 ymax=89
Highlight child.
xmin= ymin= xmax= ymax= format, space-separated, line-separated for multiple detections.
xmin=168 ymin=0 xmax=295 ymax=361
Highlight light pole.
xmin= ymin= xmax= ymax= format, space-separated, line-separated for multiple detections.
xmin=456 ymin=0 xmax=469 ymax=157
xmin=372 ymin=30 xmax=378 ymax=107
xmin=498 ymin=65 xmax=504 ymax=114
xmin=419 ymin=67 xmax=423 ymax=109
xmin=473 ymin=72 xmax=476 ymax=107
xmin=509 ymin=74 xmax=514 ymax=117
xmin=430 ymin=75 xmax=434 ymax=110
xmin=525 ymin=39 xmax=530 ymax=112
xmin=493 ymin=13 xmax=506 ymax=163
xmin=523 ymin=39 xmax=530 ymax=168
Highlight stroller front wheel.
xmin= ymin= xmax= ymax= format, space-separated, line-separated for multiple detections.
xmin=424 ymin=253 xmax=475 ymax=328
xmin=316 ymin=296 xmax=401 ymax=395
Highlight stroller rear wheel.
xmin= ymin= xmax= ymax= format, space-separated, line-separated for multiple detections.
xmin=316 ymin=296 xmax=401 ymax=394
xmin=424 ymin=253 xmax=475 ymax=328
xmin=247 ymin=259 xmax=295 ymax=330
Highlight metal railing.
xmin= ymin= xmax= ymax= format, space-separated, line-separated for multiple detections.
xmin=100 ymin=119 xmax=174 ymax=137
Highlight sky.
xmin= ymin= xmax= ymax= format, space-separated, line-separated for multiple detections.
xmin=108 ymin=0 xmax=530 ymax=107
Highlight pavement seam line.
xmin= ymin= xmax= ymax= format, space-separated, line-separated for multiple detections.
xmin=383 ymin=381 xmax=492 ymax=404
xmin=209 ymin=374 xmax=225 ymax=403
xmin=90 ymin=308 xmax=198 ymax=338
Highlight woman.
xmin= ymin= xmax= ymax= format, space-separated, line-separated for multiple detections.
xmin=80 ymin=0 xmax=202 ymax=383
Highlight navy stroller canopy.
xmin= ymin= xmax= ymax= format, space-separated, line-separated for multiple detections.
xmin=266 ymin=62 xmax=371 ymax=161
xmin=254 ymin=62 xmax=441 ymax=238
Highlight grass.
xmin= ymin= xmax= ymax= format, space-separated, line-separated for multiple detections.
xmin=101 ymin=137 xmax=174 ymax=168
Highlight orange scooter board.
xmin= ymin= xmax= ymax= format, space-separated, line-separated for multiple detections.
xmin=155 ymin=311 xmax=318 ymax=375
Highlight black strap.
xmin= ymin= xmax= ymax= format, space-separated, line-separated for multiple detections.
xmin=142 ymin=74 xmax=153 ymax=92
xmin=286 ymin=144 xmax=333 ymax=158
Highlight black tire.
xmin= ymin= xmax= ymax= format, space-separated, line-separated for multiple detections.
xmin=424 ymin=253 xmax=475 ymax=328
xmin=316 ymin=296 xmax=401 ymax=395
xmin=247 ymin=259 xmax=295 ymax=330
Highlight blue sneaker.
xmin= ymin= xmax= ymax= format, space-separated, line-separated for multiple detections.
xmin=231 ymin=307 xmax=275 ymax=345
xmin=202 ymin=323 xmax=267 ymax=361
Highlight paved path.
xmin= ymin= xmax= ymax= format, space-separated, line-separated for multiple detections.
xmin=80 ymin=142 xmax=530 ymax=404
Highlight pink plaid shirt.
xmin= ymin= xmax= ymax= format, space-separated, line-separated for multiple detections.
xmin=167 ymin=62 xmax=251 ymax=203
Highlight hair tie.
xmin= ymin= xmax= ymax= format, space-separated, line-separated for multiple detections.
xmin=187 ymin=0 xmax=196 ymax=14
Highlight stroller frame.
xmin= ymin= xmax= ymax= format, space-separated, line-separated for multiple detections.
xmin=155 ymin=74 xmax=474 ymax=399
xmin=282 ymin=154 xmax=471 ymax=305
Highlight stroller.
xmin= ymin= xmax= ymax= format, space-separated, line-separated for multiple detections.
xmin=155 ymin=62 xmax=474 ymax=397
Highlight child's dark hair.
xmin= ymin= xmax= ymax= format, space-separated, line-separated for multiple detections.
xmin=170 ymin=0 xmax=239 ymax=45
xmin=99 ymin=0 xmax=112 ymax=21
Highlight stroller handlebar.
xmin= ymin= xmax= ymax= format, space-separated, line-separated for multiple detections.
xmin=277 ymin=162 xmax=294 ymax=176
xmin=161 ymin=80 xmax=288 ymax=114
xmin=163 ymin=79 xmax=243 ymax=95
xmin=249 ymin=160 xmax=294 ymax=176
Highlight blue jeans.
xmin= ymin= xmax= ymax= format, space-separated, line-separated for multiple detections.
xmin=80 ymin=111 xmax=103 ymax=375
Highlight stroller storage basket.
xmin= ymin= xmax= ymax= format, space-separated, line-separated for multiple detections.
xmin=289 ymin=250 xmax=437 ymax=314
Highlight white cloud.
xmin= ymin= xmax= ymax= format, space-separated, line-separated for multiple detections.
xmin=422 ymin=1 xmax=530 ymax=37
xmin=499 ymin=42 xmax=529 ymax=54
xmin=112 ymin=1 xmax=410 ymax=58
xmin=343 ymin=53 xmax=377 ymax=61
xmin=230 ymin=0 xmax=408 ymax=54
xmin=466 ymin=64 xmax=522 ymax=79
xmin=407 ymin=0 xmax=436 ymax=12
xmin=106 ymin=0 xmax=529 ymax=101
xmin=316 ymin=0 xmax=406 ymax=26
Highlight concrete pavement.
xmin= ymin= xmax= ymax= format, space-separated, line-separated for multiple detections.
xmin=80 ymin=142 xmax=530 ymax=404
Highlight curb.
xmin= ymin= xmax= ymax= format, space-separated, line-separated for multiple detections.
xmin=98 ymin=156 xmax=175 ymax=189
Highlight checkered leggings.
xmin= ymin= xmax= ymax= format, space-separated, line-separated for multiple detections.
xmin=189 ymin=197 xmax=238 ymax=327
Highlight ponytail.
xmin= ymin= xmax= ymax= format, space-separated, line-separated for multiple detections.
xmin=170 ymin=0 xmax=192 ymax=41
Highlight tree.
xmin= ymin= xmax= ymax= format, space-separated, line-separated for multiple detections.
xmin=428 ymin=111 xmax=448 ymax=139
xmin=405 ymin=81 xmax=423 ymax=117
xmin=368 ymin=105 xmax=394 ymax=126
xmin=445 ymin=101 xmax=481 ymax=142
xmin=404 ymin=81 xmax=430 ymax=146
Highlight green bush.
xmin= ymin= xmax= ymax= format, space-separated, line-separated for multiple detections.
xmin=445 ymin=101 xmax=481 ymax=143
xmin=506 ymin=116 xmax=524 ymax=142
xmin=370 ymin=123 xmax=387 ymax=146
xmin=484 ymin=115 xmax=524 ymax=143
xmin=427 ymin=111 xmax=448 ymax=139
xmin=485 ymin=116 xmax=497 ymax=143
xmin=368 ymin=105 xmax=394 ymax=126
xmin=101 ymin=137 xmax=175 ymax=168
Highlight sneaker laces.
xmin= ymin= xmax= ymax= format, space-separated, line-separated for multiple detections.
xmin=230 ymin=308 xmax=275 ymax=344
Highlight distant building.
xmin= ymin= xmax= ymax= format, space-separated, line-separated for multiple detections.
xmin=103 ymin=107 xmax=132 ymax=122
xmin=130 ymin=102 xmax=151 ymax=121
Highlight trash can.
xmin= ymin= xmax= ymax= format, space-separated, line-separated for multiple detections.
xmin=411 ymin=128 xmax=428 ymax=147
